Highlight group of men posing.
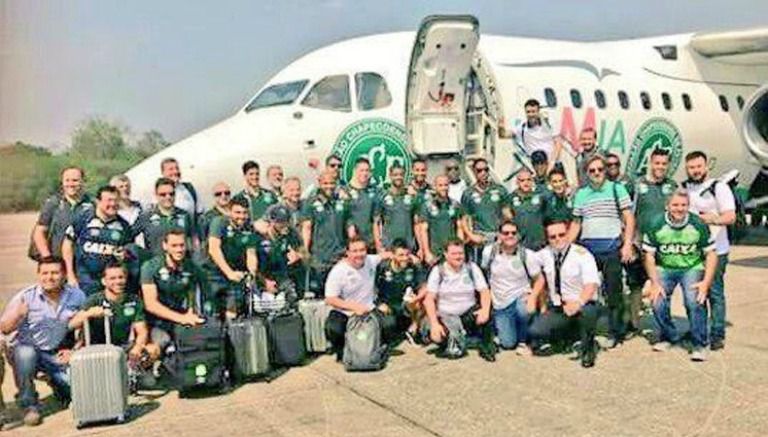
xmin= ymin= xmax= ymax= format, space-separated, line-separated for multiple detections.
xmin=0 ymin=100 xmax=737 ymax=427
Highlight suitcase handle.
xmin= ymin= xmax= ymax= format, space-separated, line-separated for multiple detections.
xmin=83 ymin=307 xmax=113 ymax=346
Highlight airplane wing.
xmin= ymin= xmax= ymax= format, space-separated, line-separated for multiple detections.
xmin=691 ymin=28 xmax=768 ymax=63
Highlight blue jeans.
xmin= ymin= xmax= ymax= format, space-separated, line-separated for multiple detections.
xmin=12 ymin=345 xmax=70 ymax=409
xmin=493 ymin=297 xmax=531 ymax=349
xmin=710 ymin=254 xmax=729 ymax=341
xmin=654 ymin=268 xmax=708 ymax=347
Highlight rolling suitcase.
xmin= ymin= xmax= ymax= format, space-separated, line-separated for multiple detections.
xmin=298 ymin=298 xmax=330 ymax=353
xmin=266 ymin=310 xmax=307 ymax=367
xmin=70 ymin=313 xmax=129 ymax=429
xmin=173 ymin=318 xmax=229 ymax=397
xmin=228 ymin=281 xmax=270 ymax=379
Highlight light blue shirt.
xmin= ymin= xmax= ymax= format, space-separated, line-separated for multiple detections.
xmin=4 ymin=284 xmax=85 ymax=351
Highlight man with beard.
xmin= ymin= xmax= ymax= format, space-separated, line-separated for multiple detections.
xmin=462 ymin=158 xmax=512 ymax=263
xmin=683 ymin=151 xmax=736 ymax=351
xmin=237 ymin=160 xmax=278 ymax=222
xmin=266 ymin=165 xmax=284 ymax=198
xmin=505 ymin=99 xmax=563 ymax=164
xmin=408 ymin=157 xmax=433 ymax=206
xmin=374 ymin=164 xmax=419 ymax=252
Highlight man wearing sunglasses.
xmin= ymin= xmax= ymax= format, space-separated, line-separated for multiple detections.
xmin=529 ymin=220 xmax=601 ymax=368
xmin=445 ymin=159 xmax=466 ymax=204
xmin=509 ymin=168 xmax=547 ymax=252
xmin=568 ymin=155 xmax=635 ymax=349
xmin=605 ymin=153 xmax=635 ymax=199
xmin=198 ymin=182 xmax=232 ymax=254
xmin=462 ymin=158 xmax=513 ymax=263
xmin=133 ymin=178 xmax=195 ymax=256
xmin=302 ymin=154 xmax=346 ymax=200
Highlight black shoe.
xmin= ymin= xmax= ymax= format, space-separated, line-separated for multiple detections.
xmin=533 ymin=343 xmax=555 ymax=357
xmin=580 ymin=341 xmax=597 ymax=368
xmin=710 ymin=339 xmax=725 ymax=351
xmin=479 ymin=343 xmax=497 ymax=362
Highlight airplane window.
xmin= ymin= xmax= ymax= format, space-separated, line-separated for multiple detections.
xmin=618 ymin=91 xmax=629 ymax=110
xmin=719 ymin=95 xmax=730 ymax=112
xmin=594 ymin=90 xmax=606 ymax=109
xmin=682 ymin=93 xmax=692 ymax=111
xmin=737 ymin=95 xmax=745 ymax=110
xmin=244 ymin=80 xmax=309 ymax=112
xmin=355 ymin=72 xmax=392 ymax=111
xmin=570 ymin=89 xmax=582 ymax=109
xmin=641 ymin=92 xmax=652 ymax=110
xmin=544 ymin=88 xmax=557 ymax=107
xmin=302 ymin=75 xmax=352 ymax=112
xmin=662 ymin=92 xmax=672 ymax=110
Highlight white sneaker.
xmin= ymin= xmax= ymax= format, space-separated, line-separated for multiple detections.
xmin=691 ymin=347 xmax=708 ymax=362
xmin=515 ymin=344 xmax=532 ymax=357
xmin=653 ymin=341 xmax=672 ymax=352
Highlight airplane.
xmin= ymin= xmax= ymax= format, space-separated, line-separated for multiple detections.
xmin=126 ymin=15 xmax=768 ymax=212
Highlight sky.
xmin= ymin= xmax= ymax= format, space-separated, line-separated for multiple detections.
xmin=2 ymin=0 xmax=767 ymax=148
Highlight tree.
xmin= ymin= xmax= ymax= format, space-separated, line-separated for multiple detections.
xmin=71 ymin=117 xmax=128 ymax=160
xmin=136 ymin=129 xmax=170 ymax=157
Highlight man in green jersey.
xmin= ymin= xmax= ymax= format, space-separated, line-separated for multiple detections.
xmin=374 ymin=164 xmax=419 ymax=252
xmin=343 ymin=158 xmax=380 ymax=248
xmin=198 ymin=182 xmax=231 ymax=253
xmin=642 ymin=189 xmax=717 ymax=362
xmin=141 ymin=230 xmax=207 ymax=352
xmin=543 ymin=168 xmax=573 ymax=223
xmin=300 ymin=170 xmax=353 ymax=296
xmin=134 ymin=178 xmax=194 ymax=256
xmin=408 ymin=157 xmax=433 ymax=207
xmin=462 ymin=158 xmax=512 ymax=262
xmin=257 ymin=204 xmax=304 ymax=300
xmin=509 ymin=168 xmax=547 ymax=251
xmin=416 ymin=175 xmax=465 ymax=265
xmin=237 ymin=160 xmax=278 ymax=222
xmin=207 ymin=196 xmax=259 ymax=318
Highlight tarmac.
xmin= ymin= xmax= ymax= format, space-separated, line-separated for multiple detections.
xmin=1 ymin=212 xmax=767 ymax=436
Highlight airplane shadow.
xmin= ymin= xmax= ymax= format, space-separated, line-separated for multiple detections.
xmin=730 ymin=255 xmax=768 ymax=269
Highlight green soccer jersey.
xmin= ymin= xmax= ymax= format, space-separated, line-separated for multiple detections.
xmin=418 ymin=196 xmax=464 ymax=257
xmin=409 ymin=182 xmax=434 ymax=210
xmin=375 ymin=261 xmax=426 ymax=310
xmin=256 ymin=228 xmax=303 ymax=281
xmin=461 ymin=183 xmax=510 ymax=233
xmin=238 ymin=187 xmax=278 ymax=221
xmin=197 ymin=207 xmax=226 ymax=248
xmin=83 ymin=291 xmax=145 ymax=346
xmin=375 ymin=188 xmax=418 ymax=249
xmin=299 ymin=193 xmax=350 ymax=264
xmin=642 ymin=213 xmax=714 ymax=270
xmin=509 ymin=190 xmax=547 ymax=250
xmin=206 ymin=216 xmax=259 ymax=277
xmin=140 ymin=255 xmax=208 ymax=324
xmin=543 ymin=191 xmax=573 ymax=223
xmin=634 ymin=176 xmax=678 ymax=239
xmin=345 ymin=184 xmax=380 ymax=246
xmin=134 ymin=206 xmax=194 ymax=256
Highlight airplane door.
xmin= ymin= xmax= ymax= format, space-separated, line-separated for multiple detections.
xmin=406 ymin=15 xmax=480 ymax=156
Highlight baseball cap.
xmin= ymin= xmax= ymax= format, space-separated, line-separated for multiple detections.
xmin=266 ymin=204 xmax=291 ymax=223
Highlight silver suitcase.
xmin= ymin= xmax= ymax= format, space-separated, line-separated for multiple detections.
xmin=298 ymin=298 xmax=330 ymax=352
xmin=70 ymin=313 xmax=129 ymax=428
xmin=228 ymin=317 xmax=270 ymax=378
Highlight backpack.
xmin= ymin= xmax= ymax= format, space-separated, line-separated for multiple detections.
xmin=343 ymin=311 xmax=388 ymax=371
xmin=704 ymin=180 xmax=746 ymax=242
xmin=437 ymin=262 xmax=477 ymax=287
xmin=181 ymin=182 xmax=199 ymax=211
xmin=483 ymin=245 xmax=532 ymax=283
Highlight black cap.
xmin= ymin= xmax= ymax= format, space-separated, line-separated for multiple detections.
xmin=531 ymin=150 xmax=548 ymax=165
xmin=266 ymin=204 xmax=291 ymax=223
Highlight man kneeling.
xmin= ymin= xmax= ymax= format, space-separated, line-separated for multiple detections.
xmin=529 ymin=220 xmax=601 ymax=368
xmin=424 ymin=239 xmax=496 ymax=362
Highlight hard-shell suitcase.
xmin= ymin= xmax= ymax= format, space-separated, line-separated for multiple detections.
xmin=228 ymin=282 xmax=270 ymax=378
xmin=70 ymin=313 xmax=129 ymax=429
xmin=267 ymin=311 xmax=307 ymax=366
xmin=172 ymin=319 xmax=228 ymax=396
xmin=298 ymin=298 xmax=330 ymax=353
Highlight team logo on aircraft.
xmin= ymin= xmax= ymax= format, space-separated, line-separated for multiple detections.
xmin=626 ymin=118 xmax=683 ymax=179
xmin=332 ymin=118 xmax=412 ymax=186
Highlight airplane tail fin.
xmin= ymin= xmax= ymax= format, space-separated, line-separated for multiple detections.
xmin=691 ymin=28 xmax=768 ymax=64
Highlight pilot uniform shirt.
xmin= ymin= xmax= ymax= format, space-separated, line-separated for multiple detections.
xmin=133 ymin=205 xmax=194 ymax=256
xmin=2 ymin=284 xmax=85 ymax=351
xmin=509 ymin=190 xmax=547 ymax=250
xmin=36 ymin=193 xmax=93 ymax=258
xmin=325 ymin=255 xmax=382 ymax=317
xmin=416 ymin=196 xmax=464 ymax=257
xmin=141 ymin=254 xmax=208 ymax=328
xmin=634 ymin=176 xmax=678 ymax=240
xmin=344 ymin=184 xmax=381 ymax=246
xmin=299 ymin=193 xmax=350 ymax=265
xmin=66 ymin=210 xmax=134 ymax=292
xmin=238 ymin=187 xmax=278 ymax=222
xmin=375 ymin=188 xmax=418 ymax=249
xmin=426 ymin=262 xmax=488 ymax=317
xmin=515 ymin=121 xmax=556 ymax=160
xmin=461 ymin=183 xmax=510 ymax=234
xmin=205 ymin=215 xmax=259 ymax=281
xmin=539 ymin=244 xmax=600 ymax=307
xmin=685 ymin=179 xmax=736 ymax=255
xmin=481 ymin=246 xmax=539 ymax=310
xmin=82 ymin=291 xmax=146 ymax=346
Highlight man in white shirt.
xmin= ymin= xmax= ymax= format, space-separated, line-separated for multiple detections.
xmin=502 ymin=99 xmax=563 ymax=164
xmin=445 ymin=159 xmax=467 ymax=204
xmin=529 ymin=220 xmax=601 ymax=368
xmin=481 ymin=221 xmax=544 ymax=354
xmin=324 ymin=238 xmax=383 ymax=361
xmin=424 ymin=239 xmax=496 ymax=361
xmin=683 ymin=151 xmax=736 ymax=351
xmin=161 ymin=157 xmax=203 ymax=235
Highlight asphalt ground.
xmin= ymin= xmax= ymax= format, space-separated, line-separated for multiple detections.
xmin=1 ymin=212 xmax=767 ymax=436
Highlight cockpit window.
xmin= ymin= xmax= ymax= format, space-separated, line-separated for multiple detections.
xmin=244 ymin=80 xmax=308 ymax=112
xmin=355 ymin=72 xmax=392 ymax=111
xmin=301 ymin=75 xmax=351 ymax=112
